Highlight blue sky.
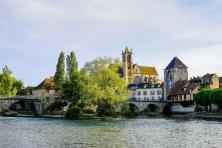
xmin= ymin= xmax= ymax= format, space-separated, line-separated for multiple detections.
xmin=1 ymin=0 xmax=222 ymax=86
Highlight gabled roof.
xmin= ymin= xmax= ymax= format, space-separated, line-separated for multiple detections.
xmin=17 ymin=86 xmax=34 ymax=95
xmin=139 ymin=66 xmax=158 ymax=76
xmin=203 ymin=73 xmax=217 ymax=79
xmin=165 ymin=57 xmax=187 ymax=70
xmin=168 ymin=80 xmax=199 ymax=96
xmin=34 ymin=77 xmax=60 ymax=90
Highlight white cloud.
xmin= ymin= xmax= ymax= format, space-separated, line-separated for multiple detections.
xmin=1 ymin=0 xmax=222 ymax=85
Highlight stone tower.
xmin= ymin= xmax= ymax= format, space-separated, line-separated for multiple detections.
xmin=164 ymin=57 xmax=188 ymax=99
xmin=122 ymin=47 xmax=133 ymax=84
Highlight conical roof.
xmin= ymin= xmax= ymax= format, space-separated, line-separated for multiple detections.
xmin=165 ymin=57 xmax=187 ymax=70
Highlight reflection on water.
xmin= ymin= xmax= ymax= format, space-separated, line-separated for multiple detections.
xmin=0 ymin=117 xmax=221 ymax=148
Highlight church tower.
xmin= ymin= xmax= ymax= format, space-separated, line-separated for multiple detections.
xmin=164 ymin=57 xmax=188 ymax=99
xmin=122 ymin=47 xmax=133 ymax=84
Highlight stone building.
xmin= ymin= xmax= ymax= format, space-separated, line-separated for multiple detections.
xmin=201 ymin=73 xmax=219 ymax=89
xmin=121 ymin=47 xmax=160 ymax=84
xmin=18 ymin=77 xmax=63 ymax=111
xmin=164 ymin=57 xmax=199 ymax=113
xmin=190 ymin=73 xmax=219 ymax=89
xmin=164 ymin=57 xmax=188 ymax=99
xmin=32 ymin=77 xmax=62 ymax=110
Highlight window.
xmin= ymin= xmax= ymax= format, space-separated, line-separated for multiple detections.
xmin=144 ymin=97 xmax=146 ymax=101
xmin=132 ymin=91 xmax=136 ymax=97
xmin=157 ymin=90 xmax=162 ymax=95
xmin=152 ymin=96 xmax=154 ymax=100
xmin=137 ymin=91 xmax=141 ymax=96
xmin=150 ymin=91 xmax=155 ymax=95
xmin=143 ymin=91 xmax=147 ymax=95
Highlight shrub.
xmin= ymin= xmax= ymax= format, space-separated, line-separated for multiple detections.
xmin=96 ymin=99 xmax=115 ymax=116
xmin=82 ymin=106 xmax=96 ymax=114
xmin=65 ymin=106 xmax=81 ymax=119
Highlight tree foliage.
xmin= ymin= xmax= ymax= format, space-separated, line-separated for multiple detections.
xmin=54 ymin=52 xmax=65 ymax=87
xmin=82 ymin=57 xmax=129 ymax=116
xmin=62 ymin=51 xmax=85 ymax=106
xmin=195 ymin=89 xmax=222 ymax=112
xmin=66 ymin=51 xmax=78 ymax=80
xmin=0 ymin=65 xmax=24 ymax=97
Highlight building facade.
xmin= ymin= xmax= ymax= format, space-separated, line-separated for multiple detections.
xmin=201 ymin=73 xmax=219 ymax=89
xmin=128 ymin=83 xmax=163 ymax=102
xmin=167 ymin=80 xmax=199 ymax=102
xmin=190 ymin=73 xmax=219 ymax=89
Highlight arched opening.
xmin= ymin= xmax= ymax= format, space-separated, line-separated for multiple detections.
xmin=147 ymin=104 xmax=160 ymax=112
xmin=10 ymin=100 xmax=25 ymax=111
xmin=163 ymin=104 xmax=172 ymax=116
xmin=129 ymin=103 xmax=139 ymax=113
xmin=9 ymin=100 xmax=40 ymax=116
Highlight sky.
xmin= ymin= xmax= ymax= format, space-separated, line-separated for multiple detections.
xmin=1 ymin=0 xmax=222 ymax=86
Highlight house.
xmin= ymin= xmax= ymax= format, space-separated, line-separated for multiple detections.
xmin=201 ymin=73 xmax=219 ymax=89
xmin=128 ymin=83 xmax=163 ymax=102
xmin=190 ymin=73 xmax=219 ymax=89
xmin=18 ymin=77 xmax=63 ymax=111
xmin=121 ymin=47 xmax=161 ymax=84
xmin=167 ymin=80 xmax=199 ymax=102
xmin=32 ymin=77 xmax=62 ymax=110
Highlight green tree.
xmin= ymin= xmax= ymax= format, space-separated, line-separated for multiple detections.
xmin=0 ymin=65 xmax=24 ymax=97
xmin=54 ymin=52 xmax=65 ymax=87
xmin=211 ymin=89 xmax=222 ymax=112
xmin=194 ymin=89 xmax=212 ymax=112
xmin=66 ymin=51 xmax=78 ymax=80
xmin=62 ymin=51 xmax=84 ymax=106
xmin=82 ymin=57 xmax=129 ymax=116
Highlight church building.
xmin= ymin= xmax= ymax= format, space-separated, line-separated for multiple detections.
xmin=121 ymin=47 xmax=160 ymax=84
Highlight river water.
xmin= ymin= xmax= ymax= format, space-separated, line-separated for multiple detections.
xmin=0 ymin=117 xmax=221 ymax=148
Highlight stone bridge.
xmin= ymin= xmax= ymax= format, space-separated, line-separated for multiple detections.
xmin=128 ymin=101 xmax=168 ymax=113
xmin=0 ymin=95 xmax=42 ymax=116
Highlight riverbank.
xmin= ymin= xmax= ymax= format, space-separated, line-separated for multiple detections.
xmin=171 ymin=112 xmax=222 ymax=121
xmin=2 ymin=112 xmax=222 ymax=121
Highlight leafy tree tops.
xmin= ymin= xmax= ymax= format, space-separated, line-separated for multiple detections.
xmin=54 ymin=52 xmax=65 ymax=87
xmin=0 ymin=65 xmax=23 ymax=97
xmin=195 ymin=89 xmax=222 ymax=112
xmin=66 ymin=51 xmax=78 ymax=80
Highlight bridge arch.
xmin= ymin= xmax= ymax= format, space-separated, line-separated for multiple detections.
xmin=8 ymin=99 xmax=42 ymax=116
xmin=147 ymin=104 xmax=160 ymax=112
xmin=10 ymin=101 xmax=24 ymax=111
xmin=128 ymin=103 xmax=139 ymax=113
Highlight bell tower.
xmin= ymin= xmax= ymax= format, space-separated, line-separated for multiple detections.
xmin=122 ymin=46 xmax=133 ymax=84
xmin=164 ymin=57 xmax=188 ymax=100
